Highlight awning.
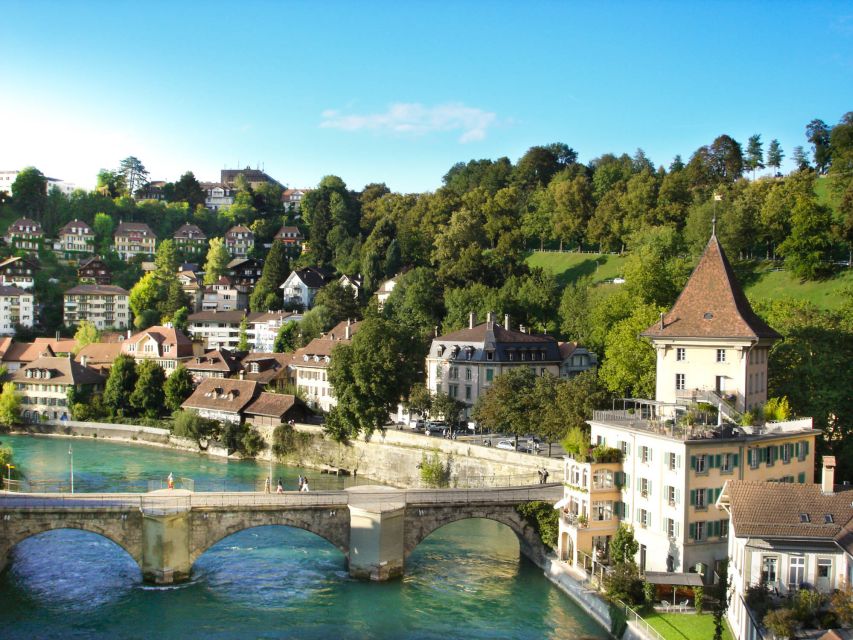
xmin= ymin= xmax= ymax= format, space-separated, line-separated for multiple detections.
xmin=644 ymin=571 xmax=704 ymax=586
xmin=553 ymin=497 xmax=569 ymax=510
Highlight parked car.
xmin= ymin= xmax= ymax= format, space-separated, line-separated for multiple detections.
xmin=409 ymin=419 xmax=425 ymax=431
xmin=426 ymin=421 xmax=447 ymax=435
xmin=496 ymin=439 xmax=516 ymax=451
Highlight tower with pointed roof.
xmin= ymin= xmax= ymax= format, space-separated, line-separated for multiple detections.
xmin=642 ymin=232 xmax=781 ymax=414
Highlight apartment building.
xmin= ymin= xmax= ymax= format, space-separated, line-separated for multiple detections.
xmin=114 ymin=222 xmax=156 ymax=260
xmin=556 ymin=230 xmax=817 ymax=584
xmin=0 ymin=285 xmax=34 ymax=335
xmin=63 ymin=284 xmax=130 ymax=329
xmin=426 ymin=313 xmax=564 ymax=418
xmin=172 ymin=223 xmax=208 ymax=257
xmin=201 ymin=276 xmax=247 ymax=312
xmin=224 ymin=225 xmax=254 ymax=258
xmin=289 ymin=319 xmax=360 ymax=412
xmin=5 ymin=218 xmax=43 ymax=253
xmin=247 ymin=310 xmax=299 ymax=353
xmin=56 ymin=219 xmax=94 ymax=256
xmin=12 ymin=355 xmax=105 ymax=422
xmin=274 ymin=225 xmax=304 ymax=256
xmin=187 ymin=310 xmax=246 ymax=351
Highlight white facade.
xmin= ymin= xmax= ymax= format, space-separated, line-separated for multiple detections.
xmin=280 ymin=272 xmax=313 ymax=308
xmin=0 ymin=171 xmax=75 ymax=196
xmin=248 ymin=312 xmax=301 ymax=353
xmin=187 ymin=314 xmax=244 ymax=351
xmin=63 ymin=286 xmax=130 ymax=330
xmin=0 ymin=287 xmax=34 ymax=335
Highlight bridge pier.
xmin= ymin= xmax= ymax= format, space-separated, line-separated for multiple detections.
xmin=346 ymin=487 xmax=405 ymax=581
xmin=141 ymin=493 xmax=192 ymax=584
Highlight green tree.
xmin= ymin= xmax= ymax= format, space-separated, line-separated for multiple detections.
xmin=327 ymin=317 xmax=421 ymax=438
xmin=118 ymin=156 xmax=149 ymax=197
xmin=383 ymin=267 xmax=444 ymax=339
xmin=745 ymin=134 xmax=765 ymax=179
xmin=0 ymin=382 xmax=21 ymax=425
xmin=792 ymin=145 xmax=811 ymax=171
xmin=405 ymin=384 xmax=432 ymax=418
xmin=712 ymin=560 xmax=731 ymax=640
xmin=432 ymin=207 xmax=489 ymax=286
xmin=129 ymin=272 xmax=160 ymax=328
xmin=130 ymin=359 xmax=166 ymax=418
xmin=237 ymin=316 xmax=249 ymax=351
xmin=93 ymin=212 xmax=115 ymax=254
xmin=96 ymin=169 xmax=126 ymax=198
xmin=11 ymin=167 xmax=47 ymax=218
xmin=169 ymin=306 xmax=189 ymax=332
xmin=250 ymin=240 xmax=290 ymax=311
xmin=430 ymin=391 xmax=465 ymax=428
xmin=542 ymin=371 xmax=608 ymax=452
xmin=472 ymin=368 xmax=538 ymax=444
xmin=610 ymin=524 xmax=639 ymax=565
xmin=203 ymin=238 xmax=230 ymax=285
xmin=806 ymin=118 xmax=832 ymax=174
xmin=598 ymin=303 xmax=662 ymax=398
xmin=164 ymin=365 xmax=194 ymax=412
xmin=777 ymin=197 xmax=834 ymax=280
xmin=313 ymin=281 xmax=361 ymax=325
xmin=103 ymin=354 xmax=138 ymax=416
xmin=72 ymin=320 xmax=100 ymax=353
xmin=766 ymin=139 xmax=784 ymax=176
xmin=168 ymin=171 xmax=206 ymax=210
xmin=273 ymin=320 xmax=300 ymax=353
xmin=297 ymin=305 xmax=335 ymax=345
xmin=172 ymin=409 xmax=219 ymax=447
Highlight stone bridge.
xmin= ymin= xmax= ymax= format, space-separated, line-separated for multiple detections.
xmin=0 ymin=484 xmax=561 ymax=583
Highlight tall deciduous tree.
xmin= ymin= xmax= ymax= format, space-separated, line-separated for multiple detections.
xmin=130 ymin=360 xmax=166 ymax=417
xmin=203 ymin=238 xmax=230 ymax=284
xmin=0 ymin=382 xmax=21 ymax=425
xmin=93 ymin=212 xmax=115 ymax=254
xmin=73 ymin=320 xmax=100 ymax=352
xmin=164 ymin=365 xmax=194 ymax=412
xmin=11 ymin=167 xmax=47 ymax=218
xmin=103 ymin=354 xmax=138 ymax=416
xmin=806 ymin=118 xmax=832 ymax=174
xmin=778 ymin=197 xmax=834 ymax=280
xmin=472 ymin=368 xmax=538 ymax=444
xmin=598 ymin=303 xmax=662 ymax=398
xmin=168 ymin=172 xmax=206 ymax=210
xmin=273 ymin=320 xmax=300 ymax=353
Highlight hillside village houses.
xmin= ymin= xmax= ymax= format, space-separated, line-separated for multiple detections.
xmin=0 ymin=285 xmax=34 ymax=335
xmin=187 ymin=310 xmax=247 ymax=351
xmin=5 ymin=218 xmax=44 ymax=253
xmin=721 ymin=457 xmax=853 ymax=640
xmin=120 ymin=324 xmax=195 ymax=375
xmin=114 ymin=221 xmax=156 ymax=260
xmin=200 ymin=183 xmax=235 ymax=211
xmin=224 ymin=225 xmax=254 ymax=258
xmin=77 ymin=256 xmax=111 ymax=285
xmin=280 ymin=266 xmax=335 ymax=309
xmin=554 ymin=231 xmax=818 ymax=588
xmin=247 ymin=310 xmax=298 ymax=353
xmin=281 ymin=188 xmax=310 ymax=212
xmin=172 ymin=223 xmax=208 ymax=257
xmin=0 ymin=170 xmax=75 ymax=197
xmin=274 ymin=225 xmax=304 ymax=257
xmin=63 ymin=284 xmax=130 ymax=330
xmin=227 ymin=257 xmax=263 ymax=292
xmin=55 ymin=218 xmax=94 ymax=257
xmin=12 ymin=355 xmax=105 ymax=422
xmin=375 ymin=273 xmax=401 ymax=310
xmin=178 ymin=269 xmax=203 ymax=311
xmin=0 ymin=256 xmax=36 ymax=289
xmin=181 ymin=377 xmax=308 ymax=427
xmin=339 ymin=274 xmax=363 ymax=299
xmin=289 ymin=319 xmax=360 ymax=412
xmin=201 ymin=276 xmax=246 ymax=312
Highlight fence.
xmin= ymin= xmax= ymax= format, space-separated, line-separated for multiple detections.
xmin=612 ymin=599 xmax=666 ymax=640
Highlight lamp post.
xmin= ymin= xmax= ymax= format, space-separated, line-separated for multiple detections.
xmin=68 ymin=445 xmax=74 ymax=494
xmin=268 ymin=439 xmax=273 ymax=494
xmin=5 ymin=463 xmax=13 ymax=484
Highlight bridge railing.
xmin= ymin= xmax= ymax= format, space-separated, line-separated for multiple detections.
xmin=189 ymin=491 xmax=350 ymax=508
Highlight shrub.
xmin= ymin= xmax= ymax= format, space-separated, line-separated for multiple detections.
xmin=694 ymin=585 xmax=704 ymax=614
xmin=272 ymin=423 xmax=297 ymax=455
xmin=605 ymin=561 xmax=645 ymax=605
xmin=643 ymin=581 xmax=656 ymax=607
xmin=745 ymin=582 xmax=772 ymax=620
xmin=740 ymin=410 xmax=755 ymax=427
xmin=763 ymin=396 xmax=791 ymax=422
xmin=590 ymin=445 xmax=623 ymax=463
xmin=516 ymin=501 xmax=559 ymax=549
xmin=791 ymin=588 xmax=823 ymax=625
xmin=419 ymin=451 xmax=450 ymax=488
xmin=763 ymin=608 xmax=797 ymax=639
xmin=831 ymin=580 xmax=853 ymax=626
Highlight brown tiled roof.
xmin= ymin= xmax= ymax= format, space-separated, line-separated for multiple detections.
xmin=173 ymin=223 xmax=206 ymax=239
xmin=439 ymin=322 xmax=555 ymax=345
xmin=115 ymin=222 xmax=155 ymax=237
xmin=182 ymin=378 xmax=258 ymax=414
xmin=0 ymin=285 xmax=29 ymax=296
xmin=189 ymin=310 xmax=247 ymax=324
xmin=558 ymin=341 xmax=578 ymax=359
xmin=11 ymin=356 xmax=105 ymax=385
xmin=7 ymin=218 xmax=43 ymax=234
xmin=74 ymin=342 xmax=123 ymax=369
xmin=239 ymin=352 xmax=291 ymax=384
xmin=244 ymin=392 xmax=299 ymax=418
xmin=2 ymin=342 xmax=53 ymax=363
xmin=225 ymin=225 xmax=253 ymax=236
xmin=642 ymin=234 xmax=781 ymax=340
xmin=0 ymin=336 xmax=11 ymax=359
xmin=58 ymin=219 xmax=93 ymax=235
xmin=65 ymin=284 xmax=128 ymax=296
xmin=187 ymin=350 xmax=241 ymax=373
xmin=33 ymin=337 xmax=77 ymax=354
xmin=725 ymin=481 xmax=853 ymax=551
xmin=122 ymin=326 xmax=193 ymax=358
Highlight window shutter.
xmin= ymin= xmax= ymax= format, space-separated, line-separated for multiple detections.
xmin=690 ymin=456 xmax=697 ymax=471
xmin=715 ymin=454 xmax=722 ymax=468
xmin=648 ymin=480 xmax=653 ymax=495
xmin=648 ymin=449 xmax=652 ymax=462
xmin=732 ymin=453 xmax=739 ymax=468
xmin=714 ymin=487 xmax=722 ymax=502
xmin=689 ymin=522 xmax=696 ymax=540
xmin=712 ymin=520 xmax=720 ymax=537
xmin=625 ymin=474 xmax=631 ymax=489
xmin=615 ymin=471 xmax=623 ymax=487
xmin=676 ymin=454 xmax=682 ymax=467
xmin=675 ymin=521 xmax=680 ymax=537
xmin=690 ymin=489 xmax=696 ymax=506
xmin=676 ymin=488 xmax=681 ymax=504
xmin=798 ymin=472 xmax=806 ymax=483
xmin=804 ymin=441 xmax=809 ymax=455
xmin=636 ymin=507 xmax=642 ymax=521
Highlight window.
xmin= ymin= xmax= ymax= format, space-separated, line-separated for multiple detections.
xmin=640 ymin=478 xmax=652 ymax=497
xmin=789 ymin=556 xmax=805 ymax=588
xmin=676 ymin=347 xmax=685 ymax=361
xmin=465 ymin=386 xmax=471 ymax=401
xmin=691 ymin=521 xmax=705 ymax=541
xmin=465 ymin=368 xmax=472 ymax=381
xmin=675 ymin=373 xmax=685 ymax=390
xmin=781 ymin=443 xmax=792 ymax=463
xmin=665 ymin=518 xmax=678 ymax=538
xmin=824 ymin=514 xmax=834 ymax=524
xmin=637 ymin=508 xmax=650 ymax=528
xmin=667 ymin=452 xmax=680 ymax=471
xmin=719 ymin=519 xmax=729 ymax=538
xmin=817 ymin=558 xmax=832 ymax=580
xmin=619 ymin=440 xmax=630 ymax=456
xmin=485 ymin=368 xmax=494 ymax=383
xmin=716 ymin=349 xmax=726 ymax=363
xmin=692 ymin=488 xmax=707 ymax=508
xmin=666 ymin=485 xmax=678 ymax=506
xmin=640 ymin=446 xmax=652 ymax=463
xmin=449 ymin=385 xmax=458 ymax=398
xmin=693 ymin=454 xmax=707 ymax=474
xmin=720 ymin=453 xmax=732 ymax=473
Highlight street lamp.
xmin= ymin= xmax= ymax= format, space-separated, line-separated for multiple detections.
xmin=68 ymin=445 xmax=74 ymax=494
xmin=5 ymin=463 xmax=13 ymax=485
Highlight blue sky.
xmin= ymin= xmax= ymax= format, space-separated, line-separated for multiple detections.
xmin=1 ymin=1 xmax=851 ymax=193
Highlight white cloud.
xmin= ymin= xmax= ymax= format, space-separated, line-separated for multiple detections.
xmin=320 ymin=102 xmax=497 ymax=143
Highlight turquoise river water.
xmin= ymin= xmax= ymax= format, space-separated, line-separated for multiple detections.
xmin=0 ymin=434 xmax=606 ymax=640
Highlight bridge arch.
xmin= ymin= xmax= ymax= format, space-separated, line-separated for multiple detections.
xmin=0 ymin=519 xmax=144 ymax=575
xmin=403 ymin=504 xmax=550 ymax=565
xmin=188 ymin=509 xmax=350 ymax=566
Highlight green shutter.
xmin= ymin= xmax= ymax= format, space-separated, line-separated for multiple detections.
xmin=689 ymin=522 xmax=696 ymax=540
xmin=715 ymin=487 xmax=722 ymax=502
xmin=715 ymin=454 xmax=722 ymax=468
xmin=690 ymin=456 xmax=697 ymax=470
xmin=798 ymin=472 xmax=806 ymax=483
xmin=732 ymin=453 xmax=739 ymax=468
xmin=804 ymin=441 xmax=809 ymax=455
xmin=690 ymin=489 xmax=696 ymax=506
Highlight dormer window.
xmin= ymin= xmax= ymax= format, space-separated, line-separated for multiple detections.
xmin=437 ymin=345 xmax=445 ymax=356
xmin=824 ymin=514 xmax=833 ymax=524
xmin=799 ymin=513 xmax=810 ymax=523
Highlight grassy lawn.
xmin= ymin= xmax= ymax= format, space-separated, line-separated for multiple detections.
xmin=643 ymin=611 xmax=733 ymax=640
xmin=526 ymin=251 xmax=628 ymax=287
xmin=742 ymin=262 xmax=853 ymax=310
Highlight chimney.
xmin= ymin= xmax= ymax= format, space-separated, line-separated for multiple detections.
xmin=345 ymin=318 xmax=351 ymax=340
xmin=468 ymin=312 xmax=475 ymax=329
xmin=519 ymin=324 xmax=526 ymax=334
xmin=434 ymin=326 xmax=439 ymax=338
xmin=822 ymin=456 xmax=836 ymax=494
xmin=659 ymin=312 xmax=665 ymax=330
xmin=56 ymin=330 xmax=60 ymax=341
xmin=504 ymin=314 xmax=510 ymax=330
xmin=239 ymin=370 xmax=244 ymax=380
xmin=81 ymin=355 xmax=89 ymax=367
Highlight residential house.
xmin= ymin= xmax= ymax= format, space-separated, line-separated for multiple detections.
xmin=32 ymin=337 xmax=77 ymax=356
xmin=244 ymin=393 xmax=310 ymax=428
xmin=181 ymin=378 xmax=259 ymax=424
xmin=135 ymin=180 xmax=166 ymax=201
xmin=288 ymin=319 xmax=360 ymax=412
xmin=224 ymin=225 xmax=254 ymax=258
xmin=558 ymin=342 xmax=598 ymax=378
xmin=201 ymin=275 xmax=247 ymax=312
xmin=239 ymin=352 xmax=291 ymax=389
xmin=77 ymin=256 xmax=111 ymax=285
xmin=375 ymin=273 xmax=402 ymax=310
xmin=280 ymin=266 xmax=335 ymax=309
xmin=227 ymin=257 xmax=264 ymax=293
xmin=426 ymin=313 xmax=563 ymax=417
xmin=114 ymin=222 xmax=156 ymax=260
xmin=56 ymin=219 xmax=94 ymax=257
xmin=0 ymin=256 xmax=37 ymax=290
xmin=200 ymin=182 xmax=235 ymax=211
xmin=63 ymin=284 xmax=130 ymax=329
xmin=1 ymin=342 xmax=54 ymax=373
xmin=172 ymin=223 xmax=208 ymax=257
xmin=281 ymin=188 xmax=309 ymax=212
xmin=721 ymin=458 xmax=853 ymax=640
xmin=12 ymin=355 xmax=105 ymax=422
xmin=185 ymin=349 xmax=241 ymax=383
xmin=74 ymin=342 xmax=123 ymax=374
xmin=339 ymin=274 xmax=363 ymax=300
xmin=0 ymin=286 xmax=34 ymax=335
xmin=555 ymin=230 xmax=817 ymax=584
xmin=274 ymin=225 xmax=304 ymax=256
xmin=187 ymin=310 xmax=247 ymax=351
xmin=121 ymin=325 xmax=194 ymax=375
xmin=177 ymin=270 xmax=203 ymax=312
xmin=247 ymin=310 xmax=299 ymax=353
xmin=0 ymin=171 xmax=74 ymax=197
xmin=5 ymin=217 xmax=43 ymax=252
